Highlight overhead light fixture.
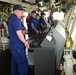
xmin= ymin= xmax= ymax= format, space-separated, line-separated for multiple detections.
xmin=39 ymin=1 xmax=44 ymax=7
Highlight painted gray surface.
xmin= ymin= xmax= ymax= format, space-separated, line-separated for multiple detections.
xmin=28 ymin=47 xmax=55 ymax=75
xmin=53 ymin=28 xmax=66 ymax=69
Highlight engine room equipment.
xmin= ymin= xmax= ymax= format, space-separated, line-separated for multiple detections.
xmin=53 ymin=22 xmax=66 ymax=69
xmin=63 ymin=49 xmax=74 ymax=75
xmin=27 ymin=27 xmax=56 ymax=75
xmin=66 ymin=39 xmax=71 ymax=48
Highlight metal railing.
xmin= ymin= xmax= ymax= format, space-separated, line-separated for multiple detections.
xmin=0 ymin=29 xmax=9 ymax=50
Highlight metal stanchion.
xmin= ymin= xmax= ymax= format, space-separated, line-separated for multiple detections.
xmin=0 ymin=29 xmax=9 ymax=50
xmin=2 ymin=29 xmax=5 ymax=50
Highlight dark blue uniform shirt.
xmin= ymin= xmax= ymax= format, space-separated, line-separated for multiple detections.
xmin=8 ymin=14 xmax=25 ymax=49
xmin=28 ymin=16 xmax=38 ymax=37
xmin=39 ymin=16 xmax=46 ymax=30
xmin=48 ymin=16 xmax=53 ymax=23
xmin=21 ymin=23 xmax=26 ymax=38
xmin=36 ymin=19 xmax=40 ymax=30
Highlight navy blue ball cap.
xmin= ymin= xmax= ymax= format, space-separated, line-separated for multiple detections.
xmin=36 ymin=13 xmax=39 ymax=16
xmin=31 ymin=10 xmax=36 ymax=14
xmin=41 ymin=12 xmax=45 ymax=15
xmin=13 ymin=4 xmax=25 ymax=11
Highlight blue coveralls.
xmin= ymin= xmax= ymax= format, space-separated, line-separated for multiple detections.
xmin=39 ymin=16 xmax=47 ymax=30
xmin=48 ymin=16 xmax=54 ymax=24
xmin=36 ymin=19 xmax=40 ymax=30
xmin=8 ymin=14 xmax=28 ymax=75
xmin=28 ymin=16 xmax=38 ymax=37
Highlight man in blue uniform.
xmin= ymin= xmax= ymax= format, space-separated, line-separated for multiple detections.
xmin=39 ymin=12 xmax=47 ymax=31
xmin=28 ymin=11 xmax=39 ymax=37
xmin=48 ymin=11 xmax=54 ymax=26
xmin=35 ymin=13 xmax=40 ymax=30
xmin=8 ymin=4 xmax=29 ymax=75
xmin=20 ymin=16 xmax=28 ymax=35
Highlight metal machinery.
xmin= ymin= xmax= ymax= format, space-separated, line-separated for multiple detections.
xmin=27 ymin=18 xmax=66 ymax=75
xmin=0 ymin=13 xmax=9 ymax=50
xmin=53 ymin=21 xmax=66 ymax=70
xmin=60 ymin=5 xmax=76 ymax=75
xmin=63 ymin=49 xmax=74 ymax=75
xmin=27 ymin=4 xmax=76 ymax=75
xmin=25 ymin=3 xmax=76 ymax=75
xmin=27 ymin=27 xmax=56 ymax=75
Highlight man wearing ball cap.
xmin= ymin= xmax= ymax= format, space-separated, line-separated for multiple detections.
xmin=8 ymin=4 xmax=29 ymax=75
